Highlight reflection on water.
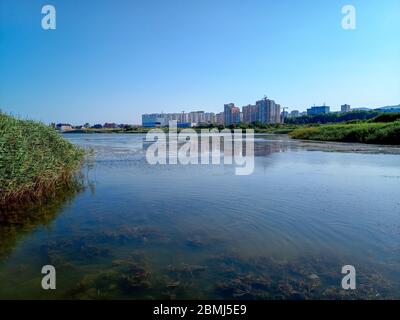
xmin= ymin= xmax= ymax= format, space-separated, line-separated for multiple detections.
xmin=0 ymin=181 xmax=85 ymax=260
xmin=0 ymin=133 xmax=400 ymax=299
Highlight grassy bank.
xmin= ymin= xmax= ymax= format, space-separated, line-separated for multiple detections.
xmin=0 ymin=112 xmax=85 ymax=206
xmin=289 ymin=121 xmax=400 ymax=145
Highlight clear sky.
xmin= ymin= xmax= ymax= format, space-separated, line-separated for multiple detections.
xmin=1 ymin=0 xmax=399 ymax=124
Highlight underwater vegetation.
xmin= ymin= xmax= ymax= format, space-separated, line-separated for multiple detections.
xmin=210 ymin=254 xmax=395 ymax=300
xmin=42 ymin=235 xmax=397 ymax=300
xmin=0 ymin=187 xmax=397 ymax=300
xmin=0 ymin=183 xmax=84 ymax=260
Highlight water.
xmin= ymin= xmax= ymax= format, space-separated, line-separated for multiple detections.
xmin=1 ymin=133 xmax=400 ymax=299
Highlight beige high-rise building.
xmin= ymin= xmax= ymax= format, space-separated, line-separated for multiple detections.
xmin=256 ymin=97 xmax=281 ymax=124
xmin=242 ymin=104 xmax=258 ymax=124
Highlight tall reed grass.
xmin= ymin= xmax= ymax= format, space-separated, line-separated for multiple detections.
xmin=289 ymin=121 xmax=400 ymax=145
xmin=0 ymin=112 xmax=85 ymax=206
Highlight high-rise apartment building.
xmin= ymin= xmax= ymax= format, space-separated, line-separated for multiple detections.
xmin=290 ymin=110 xmax=300 ymax=118
xmin=216 ymin=112 xmax=224 ymax=124
xmin=204 ymin=112 xmax=216 ymax=124
xmin=224 ymin=103 xmax=241 ymax=125
xmin=242 ymin=104 xmax=258 ymax=124
xmin=341 ymin=104 xmax=351 ymax=113
xmin=189 ymin=111 xmax=204 ymax=124
xmin=256 ymin=98 xmax=281 ymax=124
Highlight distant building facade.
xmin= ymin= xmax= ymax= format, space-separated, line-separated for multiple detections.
xmin=307 ymin=105 xmax=330 ymax=115
xmin=341 ymin=104 xmax=351 ymax=113
xmin=224 ymin=103 xmax=241 ymax=126
xmin=204 ymin=112 xmax=216 ymax=124
xmin=242 ymin=104 xmax=258 ymax=124
xmin=142 ymin=114 xmax=168 ymax=127
xmin=256 ymin=98 xmax=281 ymax=124
xmin=141 ymin=96 xmax=283 ymax=127
xmin=290 ymin=110 xmax=300 ymax=118
xmin=142 ymin=111 xmax=217 ymax=127
xmin=241 ymin=98 xmax=281 ymax=124
xmin=56 ymin=123 xmax=73 ymax=131
xmin=216 ymin=112 xmax=224 ymax=124
xmin=187 ymin=111 xmax=204 ymax=124
xmin=177 ymin=122 xmax=195 ymax=128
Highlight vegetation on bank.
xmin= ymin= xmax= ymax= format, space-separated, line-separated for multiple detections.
xmin=0 ymin=112 xmax=85 ymax=206
xmin=289 ymin=120 xmax=400 ymax=145
xmin=368 ymin=112 xmax=400 ymax=123
xmin=285 ymin=110 xmax=381 ymax=125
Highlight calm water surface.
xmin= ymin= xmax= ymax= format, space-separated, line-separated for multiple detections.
xmin=1 ymin=134 xmax=400 ymax=299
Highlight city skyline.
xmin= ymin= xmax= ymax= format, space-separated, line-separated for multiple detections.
xmin=55 ymin=100 xmax=399 ymax=127
xmin=1 ymin=0 xmax=399 ymax=124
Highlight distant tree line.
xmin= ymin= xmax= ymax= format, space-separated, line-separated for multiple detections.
xmin=194 ymin=111 xmax=400 ymax=130
xmin=284 ymin=111 xmax=381 ymax=125
xmin=370 ymin=112 xmax=400 ymax=123
xmin=195 ymin=122 xmax=283 ymax=130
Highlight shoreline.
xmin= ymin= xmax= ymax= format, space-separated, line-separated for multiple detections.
xmin=61 ymin=125 xmax=400 ymax=148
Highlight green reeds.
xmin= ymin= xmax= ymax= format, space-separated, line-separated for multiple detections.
xmin=289 ymin=121 xmax=400 ymax=145
xmin=0 ymin=112 xmax=85 ymax=206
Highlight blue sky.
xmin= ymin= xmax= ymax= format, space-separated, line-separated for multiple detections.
xmin=1 ymin=0 xmax=399 ymax=124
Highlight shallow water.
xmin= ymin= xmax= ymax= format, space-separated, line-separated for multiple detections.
xmin=1 ymin=133 xmax=400 ymax=299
